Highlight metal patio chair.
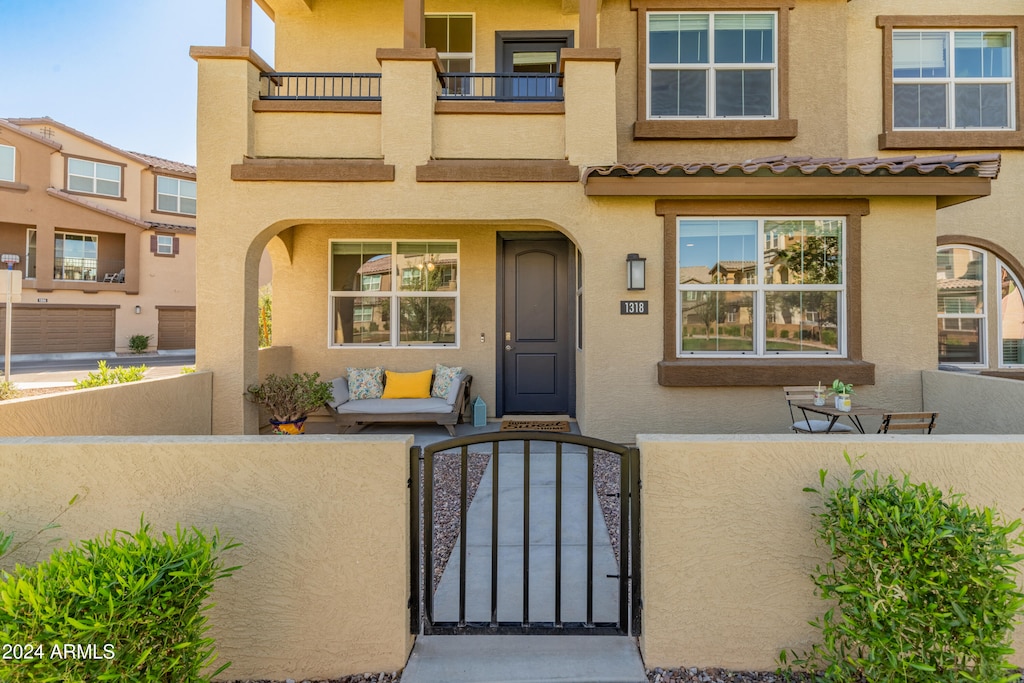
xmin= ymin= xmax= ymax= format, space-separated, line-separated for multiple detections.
xmin=878 ymin=411 xmax=939 ymax=434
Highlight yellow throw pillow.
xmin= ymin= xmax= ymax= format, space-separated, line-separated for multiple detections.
xmin=382 ymin=369 xmax=433 ymax=399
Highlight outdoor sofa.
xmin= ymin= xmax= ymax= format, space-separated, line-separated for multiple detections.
xmin=324 ymin=365 xmax=472 ymax=436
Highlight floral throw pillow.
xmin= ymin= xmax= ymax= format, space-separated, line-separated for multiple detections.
xmin=347 ymin=367 xmax=384 ymax=400
xmin=432 ymin=364 xmax=463 ymax=400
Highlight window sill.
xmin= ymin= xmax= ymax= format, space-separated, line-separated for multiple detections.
xmin=0 ymin=180 xmax=28 ymax=192
xmin=635 ymin=118 xmax=798 ymax=140
xmin=879 ymin=130 xmax=1024 ymax=150
xmin=658 ymin=358 xmax=875 ymax=387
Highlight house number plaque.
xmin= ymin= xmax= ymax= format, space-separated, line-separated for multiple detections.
xmin=620 ymin=300 xmax=649 ymax=315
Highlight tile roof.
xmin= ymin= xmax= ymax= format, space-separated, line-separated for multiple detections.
xmin=583 ymin=153 xmax=1001 ymax=181
xmin=130 ymin=152 xmax=196 ymax=176
xmin=147 ymin=221 xmax=197 ymax=234
xmin=6 ymin=116 xmax=194 ymax=174
xmin=937 ymin=278 xmax=983 ymax=291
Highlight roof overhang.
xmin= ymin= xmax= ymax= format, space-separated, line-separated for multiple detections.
xmin=583 ymin=154 xmax=1000 ymax=209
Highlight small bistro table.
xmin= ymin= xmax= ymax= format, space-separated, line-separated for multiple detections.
xmin=791 ymin=401 xmax=887 ymax=434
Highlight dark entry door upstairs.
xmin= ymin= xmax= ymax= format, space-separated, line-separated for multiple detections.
xmin=501 ymin=238 xmax=572 ymax=415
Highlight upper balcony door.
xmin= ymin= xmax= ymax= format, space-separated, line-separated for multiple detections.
xmin=496 ymin=31 xmax=573 ymax=100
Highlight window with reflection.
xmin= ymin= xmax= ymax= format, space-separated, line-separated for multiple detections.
xmin=937 ymin=245 xmax=1024 ymax=367
xmin=648 ymin=12 xmax=777 ymax=119
xmin=330 ymin=240 xmax=458 ymax=347
xmin=893 ymin=29 xmax=1014 ymax=130
xmin=677 ymin=217 xmax=844 ymax=356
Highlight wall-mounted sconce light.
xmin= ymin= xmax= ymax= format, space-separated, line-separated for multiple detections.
xmin=626 ymin=253 xmax=646 ymax=291
xmin=134 ymin=305 xmax=142 ymax=314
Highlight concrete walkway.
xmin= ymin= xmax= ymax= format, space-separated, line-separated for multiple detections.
xmin=403 ymin=432 xmax=646 ymax=683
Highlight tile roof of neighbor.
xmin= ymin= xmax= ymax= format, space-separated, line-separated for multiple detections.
xmin=938 ymin=278 xmax=983 ymax=290
xmin=583 ymin=154 xmax=1002 ymax=181
xmin=47 ymin=189 xmax=194 ymax=233
xmin=5 ymin=116 xmax=195 ymax=175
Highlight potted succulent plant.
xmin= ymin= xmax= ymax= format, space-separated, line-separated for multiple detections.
xmin=246 ymin=372 xmax=334 ymax=434
xmin=829 ymin=379 xmax=853 ymax=412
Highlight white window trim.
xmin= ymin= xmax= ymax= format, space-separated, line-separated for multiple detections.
xmin=67 ymin=158 xmax=122 ymax=198
xmin=156 ymin=235 xmax=175 ymax=255
xmin=156 ymin=176 xmax=197 ymax=216
xmin=0 ymin=144 xmax=15 ymax=183
xmin=998 ymin=258 xmax=1024 ymax=367
xmin=647 ymin=11 xmax=779 ymax=121
xmin=676 ymin=216 xmax=847 ymax=358
xmin=53 ymin=231 xmax=99 ymax=282
xmin=893 ymin=28 xmax=1016 ymax=132
xmin=936 ymin=245 xmax=988 ymax=367
xmin=426 ymin=13 xmax=475 ymax=70
xmin=328 ymin=239 xmax=460 ymax=349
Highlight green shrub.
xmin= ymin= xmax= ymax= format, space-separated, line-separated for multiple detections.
xmin=783 ymin=454 xmax=1024 ymax=682
xmin=0 ymin=380 xmax=21 ymax=401
xmin=258 ymin=284 xmax=272 ymax=348
xmin=780 ymin=329 xmax=790 ymax=339
xmin=0 ymin=495 xmax=78 ymax=565
xmin=180 ymin=365 xmax=196 ymax=374
xmin=0 ymin=519 xmax=239 ymax=682
xmin=128 ymin=334 xmax=152 ymax=354
xmin=74 ymin=360 xmax=148 ymax=389
xmin=821 ymin=329 xmax=838 ymax=346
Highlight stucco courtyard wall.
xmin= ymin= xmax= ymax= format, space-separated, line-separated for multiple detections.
xmin=0 ymin=372 xmax=212 ymax=436
xmin=923 ymin=370 xmax=1024 ymax=434
xmin=0 ymin=436 xmax=413 ymax=681
xmin=638 ymin=434 xmax=1024 ymax=671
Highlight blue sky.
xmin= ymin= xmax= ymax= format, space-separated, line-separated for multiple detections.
xmin=0 ymin=1 xmax=274 ymax=166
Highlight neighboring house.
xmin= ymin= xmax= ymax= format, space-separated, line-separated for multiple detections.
xmin=0 ymin=117 xmax=196 ymax=355
xmin=192 ymin=0 xmax=1023 ymax=440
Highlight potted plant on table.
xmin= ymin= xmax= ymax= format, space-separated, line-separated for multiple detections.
xmin=830 ymin=379 xmax=853 ymax=412
xmin=246 ymin=372 xmax=334 ymax=434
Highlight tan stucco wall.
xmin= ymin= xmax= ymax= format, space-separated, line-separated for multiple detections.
xmin=433 ymin=113 xmax=565 ymax=160
xmin=638 ymin=434 xmax=1024 ymax=671
xmin=0 ymin=435 xmax=413 ymax=680
xmin=254 ymin=111 xmax=383 ymax=159
xmin=0 ymin=372 xmax=212 ymax=436
xmin=923 ymin=370 xmax=1024 ymax=434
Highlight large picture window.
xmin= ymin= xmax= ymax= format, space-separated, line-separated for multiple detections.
xmin=893 ymin=29 xmax=1014 ymax=130
xmin=0 ymin=144 xmax=14 ymax=183
xmin=54 ymin=231 xmax=99 ymax=281
xmin=330 ymin=241 xmax=459 ymax=347
xmin=677 ymin=217 xmax=845 ymax=356
xmin=67 ymin=157 xmax=122 ymax=198
xmin=649 ymin=12 xmax=777 ymax=119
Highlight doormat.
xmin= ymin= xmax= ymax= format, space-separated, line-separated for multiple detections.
xmin=500 ymin=419 xmax=571 ymax=432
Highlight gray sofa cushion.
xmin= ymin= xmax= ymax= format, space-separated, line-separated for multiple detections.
xmin=446 ymin=372 xmax=468 ymax=405
xmin=330 ymin=377 xmax=350 ymax=408
xmin=333 ymin=397 xmax=455 ymax=415
xmin=792 ymin=419 xmax=855 ymax=434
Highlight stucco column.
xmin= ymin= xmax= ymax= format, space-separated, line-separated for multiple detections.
xmin=33 ymin=222 xmax=55 ymax=292
xmin=191 ymin=47 xmax=267 ymax=434
xmin=560 ymin=49 xmax=621 ymax=166
xmin=377 ymin=48 xmax=440 ymax=177
xmin=225 ymin=0 xmax=252 ymax=48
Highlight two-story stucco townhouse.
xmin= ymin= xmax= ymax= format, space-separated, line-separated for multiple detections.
xmin=0 ymin=117 xmax=196 ymax=356
xmin=192 ymin=0 xmax=1023 ymax=441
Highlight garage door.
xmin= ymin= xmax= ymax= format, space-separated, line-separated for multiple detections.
xmin=157 ymin=307 xmax=196 ymax=350
xmin=0 ymin=305 xmax=115 ymax=354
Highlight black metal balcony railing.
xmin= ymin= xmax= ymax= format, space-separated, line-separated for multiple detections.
xmin=439 ymin=72 xmax=564 ymax=102
xmin=49 ymin=257 xmax=125 ymax=283
xmin=259 ymin=72 xmax=382 ymax=100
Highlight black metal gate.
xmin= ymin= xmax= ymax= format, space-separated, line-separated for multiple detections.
xmin=409 ymin=432 xmax=640 ymax=636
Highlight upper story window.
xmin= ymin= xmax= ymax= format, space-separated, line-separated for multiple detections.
xmin=426 ymin=14 xmax=474 ymax=73
xmin=0 ymin=144 xmax=14 ymax=182
xmin=330 ymin=241 xmax=459 ymax=347
xmin=632 ymin=0 xmax=796 ymax=140
xmin=67 ymin=157 xmax=122 ymax=198
xmin=156 ymin=235 xmax=174 ymax=255
xmin=54 ymin=231 xmax=99 ymax=281
xmin=156 ymin=176 xmax=197 ymax=215
xmin=878 ymin=16 xmax=1024 ymax=149
xmin=893 ymin=30 xmax=1014 ymax=130
xmin=649 ymin=12 xmax=777 ymax=119
xmin=677 ymin=217 xmax=845 ymax=357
